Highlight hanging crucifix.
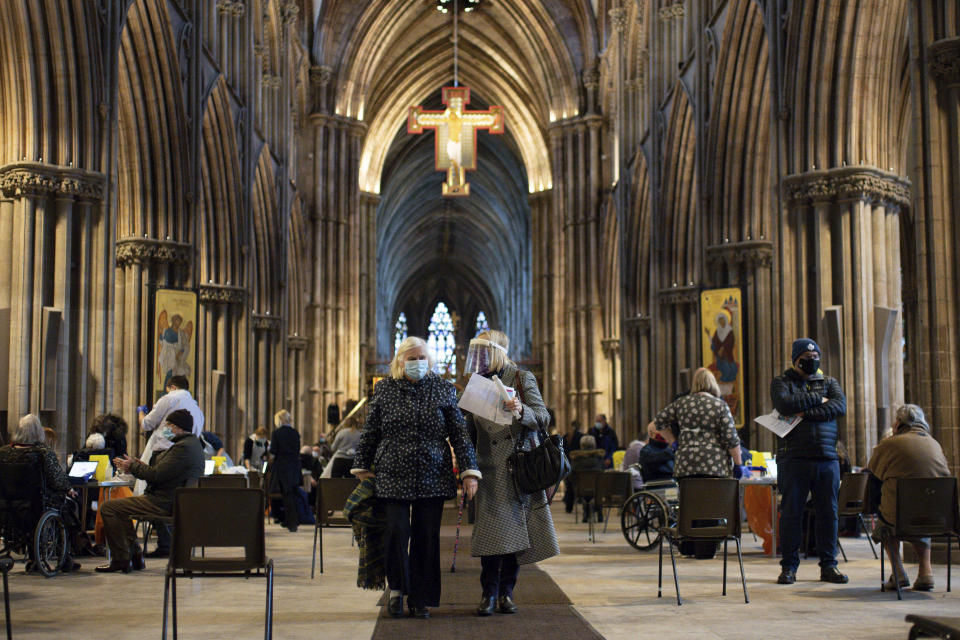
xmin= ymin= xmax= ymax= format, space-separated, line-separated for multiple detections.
xmin=408 ymin=86 xmax=504 ymax=197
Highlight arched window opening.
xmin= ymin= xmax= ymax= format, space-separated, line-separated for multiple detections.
xmin=475 ymin=310 xmax=489 ymax=335
xmin=427 ymin=302 xmax=456 ymax=377
xmin=394 ymin=312 xmax=408 ymax=354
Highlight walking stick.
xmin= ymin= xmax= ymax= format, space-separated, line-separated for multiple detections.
xmin=451 ymin=490 xmax=467 ymax=572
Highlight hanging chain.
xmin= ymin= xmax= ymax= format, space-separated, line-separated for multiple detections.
xmin=453 ymin=0 xmax=459 ymax=86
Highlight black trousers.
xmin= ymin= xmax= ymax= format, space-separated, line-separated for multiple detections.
xmin=480 ymin=553 xmax=520 ymax=598
xmin=382 ymin=497 xmax=445 ymax=607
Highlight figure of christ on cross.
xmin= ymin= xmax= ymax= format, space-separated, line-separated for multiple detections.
xmin=408 ymin=86 xmax=504 ymax=197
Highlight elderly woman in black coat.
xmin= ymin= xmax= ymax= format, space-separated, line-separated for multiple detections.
xmin=352 ymin=336 xmax=480 ymax=620
xmin=461 ymin=330 xmax=559 ymax=617
xmin=268 ymin=409 xmax=302 ymax=532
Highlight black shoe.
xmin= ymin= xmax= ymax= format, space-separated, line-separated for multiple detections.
xmin=387 ymin=596 xmax=404 ymax=618
xmin=131 ymin=548 xmax=146 ymax=571
xmin=820 ymin=566 xmax=849 ymax=584
xmin=144 ymin=548 xmax=169 ymax=558
xmin=95 ymin=560 xmax=132 ymax=574
xmin=497 ymin=594 xmax=517 ymax=614
xmin=777 ymin=569 xmax=796 ymax=584
xmin=476 ymin=595 xmax=496 ymax=617
xmin=62 ymin=558 xmax=82 ymax=572
xmin=408 ymin=606 xmax=429 ymax=619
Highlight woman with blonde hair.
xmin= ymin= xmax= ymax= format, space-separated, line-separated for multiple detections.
xmin=268 ymin=409 xmax=303 ymax=532
xmin=654 ymin=367 xmax=741 ymax=479
xmin=353 ymin=336 xmax=480 ymax=619
xmin=460 ymin=330 xmax=559 ymax=617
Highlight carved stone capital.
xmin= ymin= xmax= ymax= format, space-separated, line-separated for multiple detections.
xmin=288 ymin=335 xmax=309 ymax=350
xmin=262 ymin=74 xmax=282 ymax=89
xmin=608 ymin=7 xmax=627 ymax=33
xmin=582 ymin=67 xmax=600 ymax=90
xmin=601 ymin=338 xmax=621 ymax=358
xmin=658 ymin=284 xmax=700 ymax=305
xmin=115 ymin=237 xmax=192 ymax=267
xmin=705 ymin=239 xmax=773 ymax=270
xmin=0 ymin=163 xmax=105 ymax=200
xmin=198 ymin=283 xmax=246 ymax=305
xmin=251 ymin=313 xmax=281 ymax=332
xmin=928 ymin=37 xmax=960 ymax=84
xmin=310 ymin=65 xmax=333 ymax=88
xmin=783 ymin=166 xmax=911 ymax=209
xmin=624 ymin=315 xmax=652 ymax=333
xmin=280 ymin=0 xmax=299 ymax=25
xmin=658 ymin=3 xmax=685 ymax=21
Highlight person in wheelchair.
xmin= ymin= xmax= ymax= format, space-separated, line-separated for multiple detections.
xmin=0 ymin=414 xmax=82 ymax=571
xmin=638 ymin=421 xmax=675 ymax=484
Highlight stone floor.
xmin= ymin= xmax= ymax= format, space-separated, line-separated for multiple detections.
xmin=4 ymin=503 xmax=959 ymax=639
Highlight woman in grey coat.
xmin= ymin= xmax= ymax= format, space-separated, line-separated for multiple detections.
xmin=461 ymin=330 xmax=559 ymax=617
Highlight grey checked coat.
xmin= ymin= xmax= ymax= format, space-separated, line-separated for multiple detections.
xmin=464 ymin=365 xmax=560 ymax=564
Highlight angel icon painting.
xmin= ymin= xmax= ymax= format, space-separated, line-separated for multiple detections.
xmin=154 ymin=290 xmax=196 ymax=399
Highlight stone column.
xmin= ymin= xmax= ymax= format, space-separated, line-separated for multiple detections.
xmin=782 ymin=167 xmax=910 ymax=462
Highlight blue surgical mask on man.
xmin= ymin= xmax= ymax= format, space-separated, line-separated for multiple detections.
xmin=161 ymin=426 xmax=175 ymax=441
xmin=405 ymin=359 xmax=429 ymax=380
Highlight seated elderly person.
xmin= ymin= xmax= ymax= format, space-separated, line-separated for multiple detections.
xmin=865 ymin=404 xmax=951 ymax=592
xmin=0 ymin=414 xmax=81 ymax=571
xmin=567 ymin=435 xmax=606 ymax=523
xmin=96 ymin=409 xmax=204 ymax=573
xmin=638 ymin=421 xmax=675 ymax=483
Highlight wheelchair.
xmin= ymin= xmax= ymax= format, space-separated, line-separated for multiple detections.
xmin=0 ymin=462 xmax=69 ymax=576
xmin=620 ymin=473 xmax=680 ymax=551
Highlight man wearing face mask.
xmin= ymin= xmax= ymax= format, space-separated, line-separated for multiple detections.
xmin=770 ymin=338 xmax=848 ymax=585
xmin=589 ymin=414 xmax=619 ymax=468
xmin=96 ymin=409 xmax=204 ymax=573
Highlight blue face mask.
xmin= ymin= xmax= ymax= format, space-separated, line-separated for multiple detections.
xmin=404 ymin=359 xmax=429 ymax=380
xmin=161 ymin=426 xmax=175 ymax=441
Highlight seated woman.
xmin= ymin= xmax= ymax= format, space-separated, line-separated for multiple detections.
xmin=866 ymin=404 xmax=951 ymax=591
xmin=637 ymin=421 xmax=675 ymax=483
xmin=567 ymin=435 xmax=606 ymax=522
xmin=0 ymin=414 xmax=81 ymax=571
xmin=327 ymin=417 xmax=362 ymax=478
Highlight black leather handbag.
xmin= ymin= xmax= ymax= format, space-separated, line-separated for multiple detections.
xmin=506 ymin=428 xmax=571 ymax=496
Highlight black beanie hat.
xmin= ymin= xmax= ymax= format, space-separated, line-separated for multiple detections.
xmin=164 ymin=409 xmax=193 ymax=433
xmin=791 ymin=338 xmax=821 ymax=363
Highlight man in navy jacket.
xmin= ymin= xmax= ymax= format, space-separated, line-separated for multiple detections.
xmin=771 ymin=338 xmax=848 ymax=585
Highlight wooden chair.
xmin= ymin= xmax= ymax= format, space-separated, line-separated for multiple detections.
xmin=162 ymin=488 xmax=273 ymax=639
xmin=311 ymin=477 xmax=359 ymax=579
xmin=880 ymin=477 xmax=959 ymax=600
xmin=658 ymin=477 xmax=748 ymax=605
xmin=572 ymin=468 xmax=603 ymax=538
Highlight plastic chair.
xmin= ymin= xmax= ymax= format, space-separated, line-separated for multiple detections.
xmin=835 ymin=472 xmax=878 ymax=560
xmin=311 ymin=477 xmax=360 ymax=578
xmin=880 ymin=477 xmax=959 ymax=600
xmin=162 ymin=488 xmax=273 ymax=639
xmin=595 ymin=471 xmax=633 ymax=535
xmin=658 ymin=477 xmax=748 ymax=605
xmin=197 ymin=475 xmax=249 ymax=489
xmin=572 ymin=468 xmax=603 ymax=536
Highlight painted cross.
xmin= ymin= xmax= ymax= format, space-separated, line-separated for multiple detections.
xmin=408 ymin=86 xmax=504 ymax=197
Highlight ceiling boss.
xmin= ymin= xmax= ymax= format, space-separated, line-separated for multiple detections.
xmin=408 ymin=0 xmax=504 ymax=197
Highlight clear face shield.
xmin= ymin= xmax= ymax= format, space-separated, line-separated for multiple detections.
xmin=463 ymin=338 xmax=507 ymax=375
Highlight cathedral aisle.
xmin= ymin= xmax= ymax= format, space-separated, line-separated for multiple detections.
xmin=3 ymin=500 xmax=959 ymax=639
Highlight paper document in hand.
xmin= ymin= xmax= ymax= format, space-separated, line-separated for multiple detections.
xmin=458 ymin=374 xmax=514 ymax=425
xmin=754 ymin=411 xmax=802 ymax=438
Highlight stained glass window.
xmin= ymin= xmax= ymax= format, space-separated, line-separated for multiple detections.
xmin=475 ymin=310 xmax=489 ymax=335
xmin=427 ymin=301 xmax=456 ymax=377
xmin=394 ymin=312 xmax=408 ymax=354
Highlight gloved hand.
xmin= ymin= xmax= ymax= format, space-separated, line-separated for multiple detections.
xmin=733 ymin=465 xmax=751 ymax=479
xmin=136 ymin=404 xmax=149 ymax=414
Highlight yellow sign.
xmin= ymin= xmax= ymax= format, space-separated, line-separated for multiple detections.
xmin=408 ymin=86 xmax=504 ymax=197
xmin=700 ymin=288 xmax=744 ymax=428
xmin=154 ymin=288 xmax=197 ymax=401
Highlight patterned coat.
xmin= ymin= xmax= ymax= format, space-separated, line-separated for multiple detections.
xmin=353 ymin=373 xmax=479 ymax=501
xmin=655 ymin=392 xmax=740 ymax=478
xmin=465 ymin=365 xmax=559 ymax=564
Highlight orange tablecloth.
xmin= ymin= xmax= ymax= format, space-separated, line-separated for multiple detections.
xmin=94 ymin=486 xmax=133 ymax=544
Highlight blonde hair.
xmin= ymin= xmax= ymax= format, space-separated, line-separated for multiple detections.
xmin=475 ymin=329 xmax=514 ymax=373
xmin=274 ymin=409 xmax=293 ymax=428
xmin=390 ymin=336 xmax=434 ymax=379
xmin=13 ymin=414 xmax=45 ymax=445
xmin=691 ymin=367 xmax=722 ymax=398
